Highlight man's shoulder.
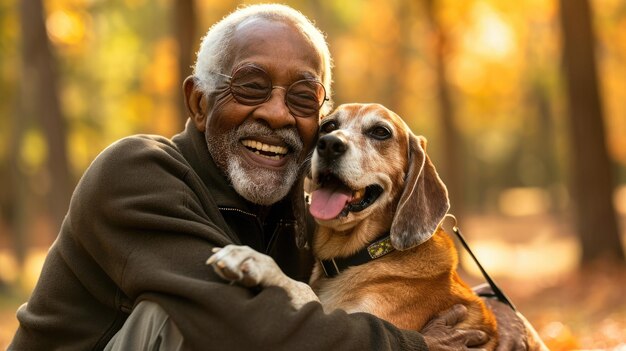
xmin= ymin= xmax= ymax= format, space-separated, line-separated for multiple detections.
xmin=76 ymin=134 xmax=192 ymax=192
xmin=91 ymin=134 xmax=189 ymax=171
xmin=105 ymin=134 xmax=180 ymax=158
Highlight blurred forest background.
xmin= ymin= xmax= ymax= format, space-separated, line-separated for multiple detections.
xmin=1 ymin=0 xmax=625 ymax=349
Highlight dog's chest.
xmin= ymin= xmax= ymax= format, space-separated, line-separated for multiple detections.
xmin=312 ymin=266 xmax=389 ymax=315
xmin=316 ymin=279 xmax=375 ymax=314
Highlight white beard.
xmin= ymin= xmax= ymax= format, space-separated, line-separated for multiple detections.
xmin=206 ymin=120 xmax=304 ymax=205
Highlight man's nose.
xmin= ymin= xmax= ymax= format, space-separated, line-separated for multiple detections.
xmin=252 ymin=87 xmax=294 ymax=129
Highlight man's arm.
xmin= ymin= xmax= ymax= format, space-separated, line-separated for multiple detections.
xmin=206 ymin=244 xmax=491 ymax=350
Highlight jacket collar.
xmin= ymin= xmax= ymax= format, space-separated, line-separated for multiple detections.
xmin=172 ymin=119 xmax=306 ymax=245
xmin=172 ymin=119 xmax=255 ymax=212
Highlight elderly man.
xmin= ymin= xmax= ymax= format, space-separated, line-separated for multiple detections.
xmin=10 ymin=4 xmax=530 ymax=350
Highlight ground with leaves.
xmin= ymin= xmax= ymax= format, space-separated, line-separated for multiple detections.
xmin=510 ymin=261 xmax=626 ymax=350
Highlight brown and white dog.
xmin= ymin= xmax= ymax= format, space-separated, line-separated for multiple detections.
xmin=208 ymin=103 xmax=498 ymax=348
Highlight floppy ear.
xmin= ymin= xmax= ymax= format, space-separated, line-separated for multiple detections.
xmin=390 ymin=134 xmax=450 ymax=250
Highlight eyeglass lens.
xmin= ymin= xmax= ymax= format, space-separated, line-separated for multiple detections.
xmin=229 ymin=65 xmax=325 ymax=117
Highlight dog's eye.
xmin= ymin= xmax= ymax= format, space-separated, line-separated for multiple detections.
xmin=320 ymin=120 xmax=338 ymax=134
xmin=368 ymin=126 xmax=392 ymax=140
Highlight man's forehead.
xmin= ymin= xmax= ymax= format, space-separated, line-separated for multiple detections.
xmin=228 ymin=18 xmax=322 ymax=74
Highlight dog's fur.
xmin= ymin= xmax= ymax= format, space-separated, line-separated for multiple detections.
xmin=208 ymin=103 xmax=498 ymax=349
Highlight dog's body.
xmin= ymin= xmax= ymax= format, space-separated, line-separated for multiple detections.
xmin=208 ymin=103 xmax=497 ymax=348
xmin=309 ymin=228 xmax=495 ymax=333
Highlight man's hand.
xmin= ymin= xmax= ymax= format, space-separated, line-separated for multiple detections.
xmin=420 ymin=304 xmax=489 ymax=351
xmin=474 ymin=282 xmax=549 ymax=351
xmin=483 ymin=298 xmax=527 ymax=351
xmin=483 ymin=298 xmax=549 ymax=351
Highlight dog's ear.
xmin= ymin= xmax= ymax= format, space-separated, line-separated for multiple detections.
xmin=390 ymin=134 xmax=450 ymax=250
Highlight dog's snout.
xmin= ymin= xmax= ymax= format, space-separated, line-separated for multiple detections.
xmin=317 ymin=134 xmax=347 ymax=160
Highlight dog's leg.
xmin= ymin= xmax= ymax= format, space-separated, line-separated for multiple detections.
xmin=206 ymin=245 xmax=319 ymax=309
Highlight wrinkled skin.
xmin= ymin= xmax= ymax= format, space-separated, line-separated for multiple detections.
xmin=420 ymin=304 xmax=489 ymax=351
xmin=484 ymin=299 xmax=528 ymax=351
xmin=421 ymin=296 xmax=548 ymax=351
xmin=184 ymin=19 xmax=321 ymax=206
xmin=485 ymin=298 xmax=550 ymax=351
xmin=474 ymin=284 xmax=549 ymax=351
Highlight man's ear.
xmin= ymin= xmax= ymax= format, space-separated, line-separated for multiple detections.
xmin=183 ymin=76 xmax=208 ymax=132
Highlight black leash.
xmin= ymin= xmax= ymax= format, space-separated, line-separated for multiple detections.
xmin=445 ymin=214 xmax=517 ymax=311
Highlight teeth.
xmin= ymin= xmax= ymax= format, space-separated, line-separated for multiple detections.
xmin=242 ymin=140 xmax=288 ymax=155
xmin=353 ymin=188 xmax=365 ymax=201
xmin=253 ymin=150 xmax=281 ymax=160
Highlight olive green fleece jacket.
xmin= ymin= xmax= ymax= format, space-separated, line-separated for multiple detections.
xmin=9 ymin=120 xmax=427 ymax=351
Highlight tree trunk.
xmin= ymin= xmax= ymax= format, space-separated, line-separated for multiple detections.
xmin=559 ymin=0 xmax=624 ymax=264
xmin=383 ymin=1 xmax=410 ymax=114
xmin=19 ymin=0 xmax=72 ymax=232
xmin=7 ymin=99 xmax=30 ymax=269
xmin=424 ymin=0 xmax=465 ymax=218
xmin=174 ymin=0 xmax=197 ymax=127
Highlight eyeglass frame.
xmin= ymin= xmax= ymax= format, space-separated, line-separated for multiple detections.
xmin=211 ymin=64 xmax=329 ymax=117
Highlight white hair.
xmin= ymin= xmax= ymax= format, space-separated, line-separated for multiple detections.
xmin=193 ymin=3 xmax=333 ymax=116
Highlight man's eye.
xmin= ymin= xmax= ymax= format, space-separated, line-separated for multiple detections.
xmin=240 ymin=82 xmax=267 ymax=90
xmin=288 ymin=92 xmax=317 ymax=107
xmin=368 ymin=126 xmax=391 ymax=140
xmin=320 ymin=120 xmax=338 ymax=134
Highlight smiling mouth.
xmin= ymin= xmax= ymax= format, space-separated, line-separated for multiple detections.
xmin=241 ymin=139 xmax=289 ymax=160
xmin=309 ymin=172 xmax=384 ymax=221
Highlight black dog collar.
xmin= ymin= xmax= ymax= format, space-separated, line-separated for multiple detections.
xmin=320 ymin=234 xmax=394 ymax=278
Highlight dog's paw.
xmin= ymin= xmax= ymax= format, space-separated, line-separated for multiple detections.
xmin=206 ymin=245 xmax=278 ymax=287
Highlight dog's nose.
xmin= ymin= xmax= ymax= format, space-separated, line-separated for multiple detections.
xmin=317 ymin=134 xmax=347 ymax=160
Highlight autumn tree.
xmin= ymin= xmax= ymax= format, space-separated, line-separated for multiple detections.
xmin=15 ymin=0 xmax=72 ymax=259
xmin=423 ymin=0 xmax=465 ymax=218
xmin=559 ymin=0 xmax=625 ymax=264
xmin=174 ymin=0 xmax=198 ymax=126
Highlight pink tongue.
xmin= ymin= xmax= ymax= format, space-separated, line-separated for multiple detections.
xmin=310 ymin=186 xmax=352 ymax=220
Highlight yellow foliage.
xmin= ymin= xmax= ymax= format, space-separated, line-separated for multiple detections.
xmin=461 ymin=2 xmax=517 ymax=61
xmin=142 ymin=38 xmax=179 ymax=96
xmin=124 ymin=0 xmax=147 ymax=8
xmin=46 ymin=9 xmax=91 ymax=48
xmin=18 ymin=130 xmax=47 ymax=175
xmin=152 ymin=101 xmax=179 ymax=137
xmin=68 ymin=130 xmax=96 ymax=174
xmin=360 ymin=0 xmax=399 ymax=46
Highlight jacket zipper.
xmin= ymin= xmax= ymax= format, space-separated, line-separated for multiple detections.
xmin=265 ymin=221 xmax=283 ymax=254
xmin=266 ymin=219 xmax=299 ymax=254
xmin=218 ymin=206 xmax=257 ymax=219
xmin=218 ymin=206 xmax=287 ymax=255
xmin=218 ymin=207 xmax=293 ymax=254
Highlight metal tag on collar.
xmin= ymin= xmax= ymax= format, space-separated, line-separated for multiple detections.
xmin=367 ymin=236 xmax=394 ymax=259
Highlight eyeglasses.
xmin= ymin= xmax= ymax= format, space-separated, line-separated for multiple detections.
xmin=213 ymin=64 xmax=328 ymax=117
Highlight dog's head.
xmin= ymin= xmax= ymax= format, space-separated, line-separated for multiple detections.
xmin=308 ymin=103 xmax=449 ymax=250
